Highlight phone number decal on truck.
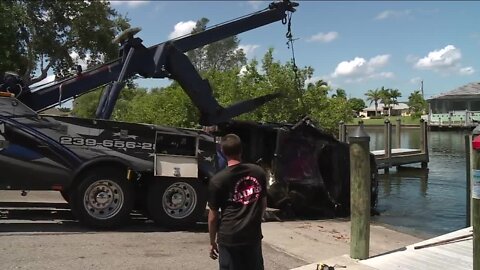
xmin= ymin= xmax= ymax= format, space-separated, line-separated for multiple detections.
xmin=59 ymin=136 xmax=154 ymax=150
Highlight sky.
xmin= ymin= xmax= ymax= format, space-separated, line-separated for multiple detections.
xmin=108 ymin=0 xmax=479 ymax=102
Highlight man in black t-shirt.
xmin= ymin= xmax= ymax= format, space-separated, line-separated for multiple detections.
xmin=208 ymin=134 xmax=267 ymax=270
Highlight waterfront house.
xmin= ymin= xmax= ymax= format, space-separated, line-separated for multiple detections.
xmin=428 ymin=82 xmax=480 ymax=113
xmin=426 ymin=82 xmax=480 ymax=127
xmin=360 ymin=102 xmax=410 ymax=117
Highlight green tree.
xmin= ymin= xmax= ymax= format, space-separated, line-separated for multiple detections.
xmin=186 ymin=18 xmax=246 ymax=72
xmin=348 ymin=98 xmax=366 ymax=114
xmin=408 ymin=90 xmax=427 ymax=119
xmin=390 ymin=89 xmax=402 ymax=106
xmin=0 ymin=0 xmax=130 ymax=84
xmin=80 ymin=48 xmax=351 ymax=135
xmin=332 ymin=88 xmax=347 ymax=99
xmin=71 ymin=87 xmax=147 ymax=120
xmin=365 ymin=89 xmax=381 ymax=116
xmin=378 ymin=87 xmax=400 ymax=116
xmin=378 ymin=88 xmax=402 ymax=116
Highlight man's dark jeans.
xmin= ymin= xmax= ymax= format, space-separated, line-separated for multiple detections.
xmin=218 ymin=241 xmax=264 ymax=270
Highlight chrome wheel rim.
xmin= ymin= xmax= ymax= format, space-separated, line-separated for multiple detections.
xmin=84 ymin=180 xmax=124 ymax=220
xmin=162 ymin=182 xmax=197 ymax=219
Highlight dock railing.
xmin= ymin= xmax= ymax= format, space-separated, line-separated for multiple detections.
xmin=426 ymin=110 xmax=480 ymax=128
xmin=339 ymin=118 xmax=429 ymax=171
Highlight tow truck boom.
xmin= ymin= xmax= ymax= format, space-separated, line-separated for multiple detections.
xmin=17 ymin=0 xmax=298 ymax=125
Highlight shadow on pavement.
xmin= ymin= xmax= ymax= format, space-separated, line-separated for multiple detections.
xmin=0 ymin=201 xmax=208 ymax=234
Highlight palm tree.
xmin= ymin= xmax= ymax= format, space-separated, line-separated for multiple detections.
xmin=378 ymin=87 xmax=392 ymax=116
xmin=365 ymin=89 xmax=381 ymax=116
xmin=389 ymin=89 xmax=402 ymax=116
xmin=390 ymin=89 xmax=402 ymax=105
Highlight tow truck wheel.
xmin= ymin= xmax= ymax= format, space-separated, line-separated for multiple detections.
xmin=70 ymin=168 xmax=134 ymax=229
xmin=147 ymin=180 xmax=207 ymax=228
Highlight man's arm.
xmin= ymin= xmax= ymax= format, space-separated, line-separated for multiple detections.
xmin=208 ymin=208 xmax=219 ymax=259
xmin=208 ymin=208 xmax=219 ymax=245
xmin=261 ymin=196 xmax=267 ymax=216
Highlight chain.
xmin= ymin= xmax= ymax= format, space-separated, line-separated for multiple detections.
xmin=284 ymin=12 xmax=307 ymax=116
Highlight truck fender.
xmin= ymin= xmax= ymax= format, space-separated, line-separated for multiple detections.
xmin=70 ymin=156 xmax=134 ymax=189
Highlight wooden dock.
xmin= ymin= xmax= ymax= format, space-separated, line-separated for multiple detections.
xmin=339 ymin=119 xmax=429 ymax=171
xmin=372 ymin=148 xmax=427 ymax=169
xmin=361 ymin=226 xmax=473 ymax=269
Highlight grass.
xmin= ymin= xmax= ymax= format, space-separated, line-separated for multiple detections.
xmin=348 ymin=116 xmax=421 ymax=125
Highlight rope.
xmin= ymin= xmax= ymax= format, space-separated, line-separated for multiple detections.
xmin=284 ymin=12 xmax=307 ymax=116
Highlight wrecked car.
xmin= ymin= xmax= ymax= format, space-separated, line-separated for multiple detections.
xmin=215 ymin=117 xmax=378 ymax=218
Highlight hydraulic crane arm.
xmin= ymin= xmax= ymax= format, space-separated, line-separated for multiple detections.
xmin=18 ymin=0 xmax=298 ymax=125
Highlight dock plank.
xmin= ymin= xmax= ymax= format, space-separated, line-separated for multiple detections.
xmin=361 ymin=227 xmax=473 ymax=270
xmin=371 ymin=148 xmax=421 ymax=156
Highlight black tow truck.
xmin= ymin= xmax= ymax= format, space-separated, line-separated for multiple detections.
xmin=0 ymin=0 xmax=300 ymax=228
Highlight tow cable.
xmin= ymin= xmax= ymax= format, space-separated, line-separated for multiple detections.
xmin=283 ymin=10 xmax=307 ymax=116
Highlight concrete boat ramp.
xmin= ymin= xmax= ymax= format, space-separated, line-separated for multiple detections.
xmin=293 ymin=227 xmax=473 ymax=270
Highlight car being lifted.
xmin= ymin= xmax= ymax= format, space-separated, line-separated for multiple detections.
xmin=215 ymin=117 xmax=379 ymax=219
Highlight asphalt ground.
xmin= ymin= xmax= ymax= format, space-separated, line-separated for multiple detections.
xmin=0 ymin=191 xmax=306 ymax=270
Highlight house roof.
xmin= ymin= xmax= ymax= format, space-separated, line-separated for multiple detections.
xmin=363 ymin=102 xmax=409 ymax=111
xmin=428 ymin=82 xmax=480 ymax=100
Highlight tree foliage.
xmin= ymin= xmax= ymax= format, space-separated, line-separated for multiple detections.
xmin=365 ymin=89 xmax=381 ymax=116
xmin=0 ymin=0 xmax=130 ymax=84
xmin=348 ymin=98 xmax=366 ymax=114
xmin=186 ymin=18 xmax=246 ymax=72
xmin=377 ymin=87 xmax=402 ymax=116
xmin=408 ymin=90 xmax=427 ymax=118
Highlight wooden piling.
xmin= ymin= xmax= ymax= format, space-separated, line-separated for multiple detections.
xmin=466 ymin=134 xmax=472 ymax=227
xmin=396 ymin=118 xmax=401 ymax=149
xmin=420 ymin=119 xmax=429 ymax=168
xmin=471 ymin=127 xmax=480 ymax=270
xmin=349 ymin=123 xmax=371 ymax=260
xmin=383 ymin=119 xmax=392 ymax=173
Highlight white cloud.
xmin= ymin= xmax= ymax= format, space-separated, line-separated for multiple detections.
xmin=332 ymin=57 xmax=366 ymax=77
xmin=375 ymin=10 xmax=412 ymax=20
xmin=168 ymin=21 xmax=196 ymax=39
xmin=412 ymin=45 xmax=475 ymax=75
xmin=459 ymin=66 xmax=475 ymax=75
xmin=368 ymin=54 xmax=390 ymax=68
xmin=331 ymin=54 xmax=391 ymax=79
xmin=415 ymin=45 xmax=461 ymax=71
xmin=307 ymin=31 xmax=339 ymax=43
xmin=110 ymin=1 xmax=149 ymax=7
xmin=238 ymin=44 xmax=260 ymax=58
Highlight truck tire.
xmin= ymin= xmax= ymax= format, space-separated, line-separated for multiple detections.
xmin=147 ymin=180 xmax=207 ymax=228
xmin=70 ymin=168 xmax=134 ymax=229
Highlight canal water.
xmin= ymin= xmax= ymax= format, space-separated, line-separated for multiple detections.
xmin=351 ymin=126 xmax=469 ymax=238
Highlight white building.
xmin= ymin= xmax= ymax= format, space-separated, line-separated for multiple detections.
xmin=360 ymin=102 xmax=410 ymax=118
